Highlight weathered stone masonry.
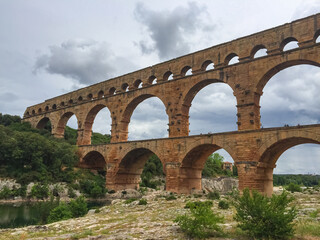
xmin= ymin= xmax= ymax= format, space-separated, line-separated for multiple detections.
xmin=23 ymin=14 xmax=320 ymax=196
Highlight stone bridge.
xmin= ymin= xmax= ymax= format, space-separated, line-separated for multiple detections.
xmin=23 ymin=14 xmax=320 ymax=195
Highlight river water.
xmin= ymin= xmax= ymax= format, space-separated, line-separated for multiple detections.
xmin=0 ymin=200 xmax=110 ymax=229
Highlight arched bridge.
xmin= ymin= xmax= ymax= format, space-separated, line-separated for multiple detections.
xmin=23 ymin=14 xmax=320 ymax=196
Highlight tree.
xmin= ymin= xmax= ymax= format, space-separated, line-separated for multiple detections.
xmin=202 ymin=153 xmax=224 ymax=177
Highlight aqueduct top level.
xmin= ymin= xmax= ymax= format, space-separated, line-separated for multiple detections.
xmin=23 ymin=14 xmax=320 ymax=195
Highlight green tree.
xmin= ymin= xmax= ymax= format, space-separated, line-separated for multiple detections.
xmin=47 ymin=203 xmax=73 ymax=223
xmin=202 ymin=153 xmax=224 ymax=177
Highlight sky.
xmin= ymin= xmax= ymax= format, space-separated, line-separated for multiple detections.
xmin=0 ymin=0 xmax=320 ymax=174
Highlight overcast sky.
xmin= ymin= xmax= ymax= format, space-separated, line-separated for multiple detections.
xmin=0 ymin=0 xmax=320 ymax=174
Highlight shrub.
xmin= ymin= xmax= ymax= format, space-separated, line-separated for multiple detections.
xmin=165 ymin=195 xmax=177 ymax=201
xmin=185 ymin=201 xmax=213 ymax=209
xmin=124 ymin=198 xmax=136 ymax=204
xmin=218 ymin=200 xmax=229 ymax=209
xmin=68 ymin=187 xmax=76 ymax=198
xmin=47 ymin=202 xmax=73 ymax=223
xmin=138 ymin=199 xmax=147 ymax=205
xmin=175 ymin=200 xmax=224 ymax=238
xmin=233 ymin=188 xmax=297 ymax=239
xmin=0 ymin=186 xmax=11 ymax=199
xmin=207 ymin=191 xmax=220 ymax=200
xmin=69 ymin=196 xmax=88 ymax=218
xmin=286 ymin=182 xmax=302 ymax=193
xmin=30 ymin=184 xmax=49 ymax=199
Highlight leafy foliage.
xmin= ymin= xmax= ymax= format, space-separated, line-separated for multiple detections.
xmin=138 ymin=199 xmax=147 ymax=205
xmin=233 ymin=188 xmax=297 ymax=239
xmin=274 ymin=174 xmax=320 ymax=187
xmin=175 ymin=200 xmax=224 ymax=238
xmin=30 ymin=184 xmax=49 ymax=199
xmin=47 ymin=196 xmax=88 ymax=223
xmin=218 ymin=200 xmax=229 ymax=209
xmin=207 ymin=191 xmax=220 ymax=200
xmin=140 ymin=154 xmax=164 ymax=189
xmin=286 ymin=182 xmax=302 ymax=192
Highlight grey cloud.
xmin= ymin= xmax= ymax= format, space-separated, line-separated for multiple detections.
xmin=134 ymin=2 xmax=214 ymax=59
xmin=292 ymin=0 xmax=320 ymax=19
xmin=34 ymin=39 xmax=137 ymax=85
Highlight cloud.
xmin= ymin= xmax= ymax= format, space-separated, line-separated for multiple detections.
xmin=134 ymin=2 xmax=215 ymax=59
xmin=292 ymin=0 xmax=320 ymax=19
xmin=34 ymin=39 xmax=137 ymax=85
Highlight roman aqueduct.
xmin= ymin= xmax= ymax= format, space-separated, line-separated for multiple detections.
xmin=23 ymin=14 xmax=320 ymax=196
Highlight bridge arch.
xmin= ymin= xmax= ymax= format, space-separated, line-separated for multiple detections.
xmin=107 ymin=147 xmax=164 ymax=190
xmin=55 ymin=111 xmax=79 ymax=140
xmin=36 ymin=116 xmax=52 ymax=130
xmin=179 ymin=143 xmax=236 ymax=193
xmin=257 ymin=132 xmax=320 ymax=196
xmin=182 ymin=79 xmax=237 ymax=134
xmin=120 ymin=94 xmax=168 ymax=141
xmin=80 ymin=150 xmax=106 ymax=170
xmin=81 ymin=104 xmax=112 ymax=145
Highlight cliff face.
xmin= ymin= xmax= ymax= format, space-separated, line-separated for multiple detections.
xmin=202 ymin=177 xmax=239 ymax=194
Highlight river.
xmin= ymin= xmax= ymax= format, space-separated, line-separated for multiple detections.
xmin=0 ymin=200 xmax=110 ymax=229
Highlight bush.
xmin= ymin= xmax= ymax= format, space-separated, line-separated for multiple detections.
xmin=0 ymin=186 xmax=11 ymax=199
xmin=47 ymin=202 xmax=73 ymax=223
xmin=124 ymin=198 xmax=137 ymax=204
xmin=207 ymin=191 xmax=220 ymax=200
xmin=218 ymin=200 xmax=229 ymax=209
xmin=286 ymin=182 xmax=302 ymax=193
xmin=138 ymin=199 xmax=147 ymax=205
xmin=68 ymin=187 xmax=76 ymax=198
xmin=30 ymin=184 xmax=49 ymax=199
xmin=165 ymin=195 xmax=177 ymax=201
xmin=233 ymin=188 xmax=297 ymax=239
xmin=185 ymin=201 xmax=213 ymax=209
xmin=175 ymin=200 xmax=224 ymax=238
xmin=69 ymin=196 xmax=88 ymax=218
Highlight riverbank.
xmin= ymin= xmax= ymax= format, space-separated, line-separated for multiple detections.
xmin=1 ymin=188 xmax=319 ymax=240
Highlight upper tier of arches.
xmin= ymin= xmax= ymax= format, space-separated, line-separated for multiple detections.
xmin=25 ymin=14 xmax=320 ymax=118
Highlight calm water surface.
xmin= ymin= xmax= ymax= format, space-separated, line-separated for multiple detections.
xmin=0 ymin=200 xmax=110 ymax=229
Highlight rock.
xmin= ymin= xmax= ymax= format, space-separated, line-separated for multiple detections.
xmin=87 ymin=209 xmax=96 ymax=215
xmin=109 ymin=189 xmax=142 ymax=199
xmin=202 ymin=177 xmax=238 ymax=194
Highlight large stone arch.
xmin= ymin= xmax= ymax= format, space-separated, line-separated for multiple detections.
xmin=55 ymin=111 xmax=80 ymax=139
xmin=178 ymin=141 xmax=236 ymax=193
xmin=257 ymin=130 xmax=320 ymax=196
xmin=36 ymin=116 xmax=53 ymax=130
xmin=181 ymin=78 xmax=237 ymax=134
xmin=80 ymin=103 xmax=112 ymax=145
xmin=118 ymin=94 xmax=169 ymax=141
xmin=106 ymin=147 xmax=164 ymax=190
xmin=79 ymin=150 xmax=106 ymax=170
xmin=256 ymin=59 xmax=320 ymax=95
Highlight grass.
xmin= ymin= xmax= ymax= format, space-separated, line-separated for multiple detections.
xmin=295 ymin=220 xmax=320 ymax=237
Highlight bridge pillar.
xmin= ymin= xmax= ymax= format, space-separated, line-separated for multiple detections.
xmin=168 ymin=114 xmax=189 ymax=137
xmin=165 ymin=162 xmax=181 ymax=193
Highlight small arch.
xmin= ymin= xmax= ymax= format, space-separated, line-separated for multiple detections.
xmin=68 ymin=99 xmax=73 ymax=105
xmin=32 ymin=110 xmax=35 ymax=115
xmin=251 ymin=45 xmax=268 ymax=59
xmin=52 ymin=104 xmax=57 ymax=110
xmin=98 ymin=90 xmax=104 ymax=99
xmin=60 ymin=101 xmax=65 ymax=107
xmin=121 ymin=83 xmax=129 ymax=92
xmin=109 ymin=87 xmax=116 ymax=95
xmin=25 ymin=111 xmax=30 ymax=117
xmin=81 ymin=151 xmax=106 ymax=170
xmin=181 ymin=66 xmax=192 ymax=76
xmin=78 ymin=96 xmax=83 ymax=101
xmin=38 ymin=108 xmax=42 ymax=114
xmin=225 ymin=53 xmax=239 ymax=65
xmin=87 ymin=93 xmax=93 ymax=100
xmin=201 ymin=60 xmax=214 ymax=71
xmin=280 ymin=37 xmax=299 ymax=51
xmin=148 ymin=75 xmax=157 ymax=84
xmin=314 ymin=29 xmax=320 ymax=43
xmin=134 ymin=79 xmax=143 ymax=89
xmin=163 ymin=71 xmax=173 ymax=81
xmin=45 ymin=106 xmax=49 ymax=111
